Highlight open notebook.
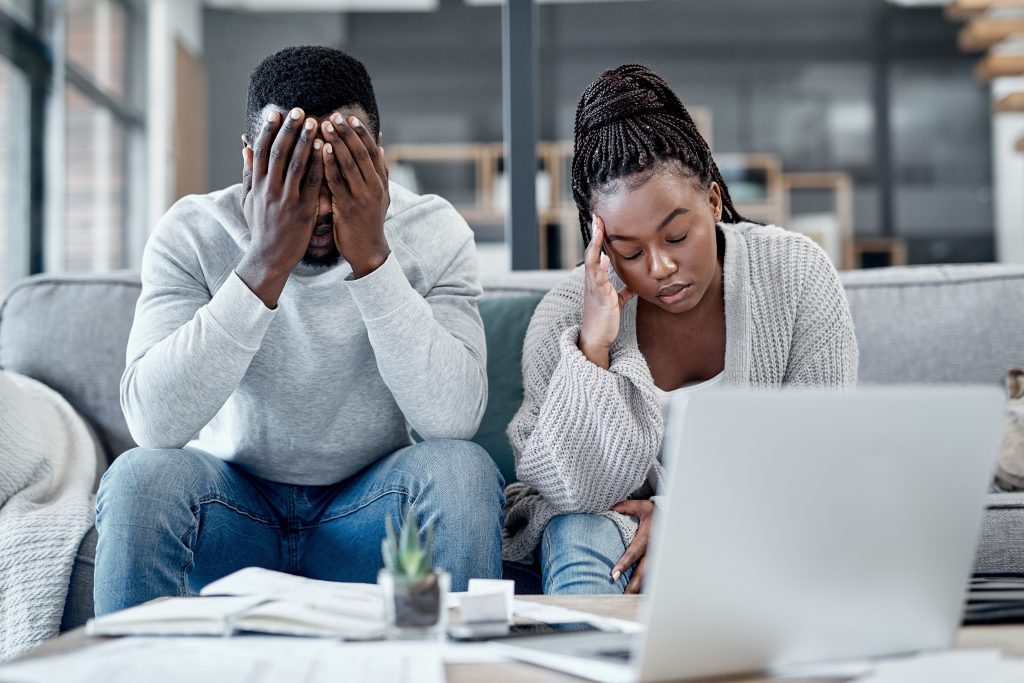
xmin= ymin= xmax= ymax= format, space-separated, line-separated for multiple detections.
xmin=86 ymin=568 xmax=386 ymax=639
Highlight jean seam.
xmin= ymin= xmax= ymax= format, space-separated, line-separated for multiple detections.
xmin=177 ymin=497 xmax=281 ymax=597
xmin=194 ymin=496 xmax=281 ymax=527
xmin=311 ymin=486 xmax=411 ymax=527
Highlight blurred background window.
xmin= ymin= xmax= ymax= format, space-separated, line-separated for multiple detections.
xmin=62 ymin=0 xmax=139 ymax=273
xmin=1 ymin=0 xmax=1020 ymax=291
xmin=0 ymin=59 xmax=30 ymax=294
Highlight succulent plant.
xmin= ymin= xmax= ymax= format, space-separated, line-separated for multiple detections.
xmin=382 ymin=505 xmax=435 ymax=584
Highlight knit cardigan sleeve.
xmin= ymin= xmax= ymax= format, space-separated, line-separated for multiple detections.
xmin=784 ymin=241 xmax=859 ymax=387
xmin=506 ymin=271 xmax=663 ymax=514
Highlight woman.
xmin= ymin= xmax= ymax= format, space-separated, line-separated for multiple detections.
xmin=502 ymin=64 xmax=858 ymax=595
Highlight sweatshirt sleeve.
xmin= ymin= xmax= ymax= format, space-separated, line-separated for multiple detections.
xmin=344 ymin=234 xmax=487 ymax=441
xmin=506 ymin=277 xmax=663 ymax=514
xmin=120 ymin=212 xmax=276 ymax=449
xmin=784 ymin=242 xmax=859 ymax=387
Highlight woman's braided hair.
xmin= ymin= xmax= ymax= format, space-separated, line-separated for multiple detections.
xmin=571 ymin=64 xmax=749 ymax=245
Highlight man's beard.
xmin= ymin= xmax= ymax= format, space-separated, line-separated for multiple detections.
xmin=301 ymin=245 xmax=342 ymax=269
xmin=302 ymin=220 xmax=341 ymax=269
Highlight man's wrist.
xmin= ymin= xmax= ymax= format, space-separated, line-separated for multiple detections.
xmin=348 ymin=246 xmax=391 ymax=279
xmin=236 ymin=250 xmax=291 ymax=309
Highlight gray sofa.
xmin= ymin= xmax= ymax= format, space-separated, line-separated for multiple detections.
xmin=2 ymin=263 xmax=1024 ymax=632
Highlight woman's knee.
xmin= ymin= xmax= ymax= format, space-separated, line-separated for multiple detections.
xmin=540 ymin=513 xmax=628 ymax=595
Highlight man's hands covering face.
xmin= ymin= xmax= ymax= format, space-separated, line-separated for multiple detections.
xmin=241 ymin=108 xmax=324 ymax=276
xmin=320 ymin=114 xmax=391 ymax=278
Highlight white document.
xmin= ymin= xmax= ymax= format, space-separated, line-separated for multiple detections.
xmin=512 ymin=600 xmax=645 ymax=634
xmin=0 ymin=638 xmax=448 ymax=683
xmin=0 ymin=637 xmax=331 ymax=683
xmin=849 ymin=650 xmax=1024 ymax=683
xmin=234 ymin=600 xmax=384 ymax=639
xmin=85 ymin=595 xmax=384 ymax=640
xmin=200 ymin=567 xmax=384 ymax=620
xmin=85 ymin=596 xmax=268 ymax=637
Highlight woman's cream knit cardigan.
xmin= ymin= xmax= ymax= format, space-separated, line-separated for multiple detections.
xmin=502 ymin=222 xmax=859 ymax=563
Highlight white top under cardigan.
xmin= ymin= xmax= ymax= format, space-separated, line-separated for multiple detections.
xmin=501 ymin=222 xmax=859 ymax=564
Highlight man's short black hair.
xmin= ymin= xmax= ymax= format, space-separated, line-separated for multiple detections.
xmin=245 ymin=45 xmax=380 ymax=142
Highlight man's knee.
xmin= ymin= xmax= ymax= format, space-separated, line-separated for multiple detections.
xmin=97 ymin=447 xmax=213 ymax=524
xmin=412 ymin=439 xmax=505 ymax=507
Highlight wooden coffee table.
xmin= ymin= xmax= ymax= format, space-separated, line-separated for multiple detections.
xmin=17 ymin=595 xmax=1024 ymax=682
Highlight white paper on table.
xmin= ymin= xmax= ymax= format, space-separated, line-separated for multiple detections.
xmin=85 ymin=596 xmax=267 ymax=637
xmin=0 ymin=636 xmax=332 ymax=683
xmin=846 ymin=649 xmax=1024 ymax=683
xmin=232 ymin=600 xmax=385 ymax=640
xmin=0 ymin=637 xmax=455 ymax=683
xmin=200 ymin=567 xmax=384 ymax=620
xmin=512 ymin=600 xmax=645 ymax=634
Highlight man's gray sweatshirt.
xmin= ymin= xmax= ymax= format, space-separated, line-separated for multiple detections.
xmin=120 ymin=182 xmax=488 ymax=485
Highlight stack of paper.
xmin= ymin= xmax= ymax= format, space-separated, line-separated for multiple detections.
xmin=85 ymin=567 xmax=387 ymax=639
xmin=0 ymin=637 xmax=447 ymax=683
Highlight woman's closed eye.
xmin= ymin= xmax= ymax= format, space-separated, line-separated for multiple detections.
xmin=621 ymin=233 xmax=688 ymax=261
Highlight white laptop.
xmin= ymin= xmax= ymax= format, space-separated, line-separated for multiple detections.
xmin=492 ymin=387 xmax=1005 ymax=682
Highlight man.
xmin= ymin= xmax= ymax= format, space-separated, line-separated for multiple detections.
xmin=94 ymin=46 xmax=502 ymax=615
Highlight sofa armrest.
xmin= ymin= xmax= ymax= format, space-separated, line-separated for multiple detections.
xmin=975 ymin=493 xmax=1024 ymax=574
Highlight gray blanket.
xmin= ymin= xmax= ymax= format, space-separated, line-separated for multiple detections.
xmin=0 ymin=372 xmax=97 ymax=661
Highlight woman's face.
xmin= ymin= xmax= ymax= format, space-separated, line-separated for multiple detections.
xmin=592 ymin=166 xmax=723 ymax=314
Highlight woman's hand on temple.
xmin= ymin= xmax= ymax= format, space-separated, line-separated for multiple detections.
xmin=578 ymin=214 xmax=634 ymax=369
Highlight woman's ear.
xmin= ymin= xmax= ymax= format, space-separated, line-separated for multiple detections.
xmin=708 ymin=181 xmax=723 ymax=223
xmin=241 ymin=134 xmax=250 ymax=149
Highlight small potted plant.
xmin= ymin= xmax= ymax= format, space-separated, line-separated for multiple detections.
xmin=379 ymin=506 xmax=450 ymax=639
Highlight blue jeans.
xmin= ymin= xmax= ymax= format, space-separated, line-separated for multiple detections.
xmin=94 ymin=439 xmax=504 ymax=616
xmin=540 ymin=513 xmax=632 ymax=595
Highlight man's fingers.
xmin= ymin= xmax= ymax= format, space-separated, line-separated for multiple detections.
xmin=301 ymin=139 xmax=325 ymax=202
xmin=251 ymin=111 xmax=281 ymax=185
xmin=346 ymin=116 xmax=387 ymax=187
xmin=624 ymin=557 xmax=646 ymax=595
xmin=332 ymin=116 xmax=376 ymax=186
xmin=320 ymin=120 xmax=359 ymax=194
xmin=283 ymin=116 xmax=317 ymax=198
xmin=269 ymin=107 xmax=304 ymax=188
xmin=322 ymin=142 xmax=353 ymax=202
xmin=240 ymin=145 xmax=254 ymax=205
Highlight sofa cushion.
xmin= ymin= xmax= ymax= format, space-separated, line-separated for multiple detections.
xmin=475 ymin=293 xmax=544 ymax=485
xmin=0 ymin=273 xmax=141 ymax=466
xmin=841 ymin=264 xmax=1024 ymax=384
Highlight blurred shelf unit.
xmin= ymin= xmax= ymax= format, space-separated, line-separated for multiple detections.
xmin=386 ymin=141 xmax=580 ymax=268
xmin=946 ymin=2 xmax=1024 ymax=82
xmin=852 ymin=238 xmax=908 ymax=269
xmin=958 ymin=16 xmax=1024 ymax=51
xmin=975 ymin=52 xmax=1024 ymax=80
xmin=386 ymin=142 xmax=886 ymax=270
xmin=782 ymin=172 xmax=856 ymax=271
xmin=995 ymin=92 xmax=1024 ymax=112
xmin=714 ymin=153 xmax=785 ymax=227
xmin=947 ymin=0 xmax=1024 ymax=21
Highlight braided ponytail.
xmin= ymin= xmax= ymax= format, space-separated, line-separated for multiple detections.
xmin=571 ymin=64 xmax=750 ymax=245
